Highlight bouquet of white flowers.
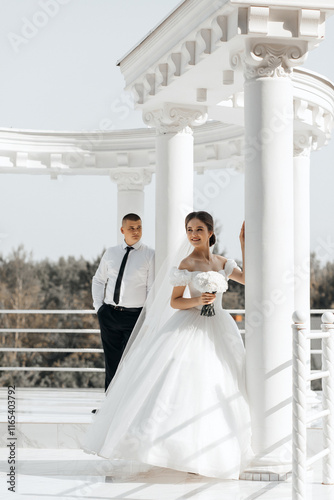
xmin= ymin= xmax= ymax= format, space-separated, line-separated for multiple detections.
xmin=193 ymin=271 xmax=228 ymax=317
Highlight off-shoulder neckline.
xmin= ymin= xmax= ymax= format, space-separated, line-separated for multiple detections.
xmin=176 ymin=258 xmax=235 ymax=274
xmin=187 ymin=269 xmax=224 ymax=275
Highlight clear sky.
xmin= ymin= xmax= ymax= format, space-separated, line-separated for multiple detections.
xmin=0 ymin=0 xmax=333 ymax=264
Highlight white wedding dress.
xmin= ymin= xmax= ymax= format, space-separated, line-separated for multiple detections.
xmin=82 ymin=260 xmax=254 ymax=479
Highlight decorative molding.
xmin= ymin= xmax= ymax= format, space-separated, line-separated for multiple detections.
xmin=248 ymin=6 xmax=269 ymax=35
xmin=205 ymin=143 xmax=217 ymax=160
xmin=243 ymin=41 xmax=308 ymax=80
xmin=293 ymin=93 xmax=334 ymax=149
xmin=116 ymin=152 xmax=129 ymax=168
xmin=110 ymin=168 xmax=153 ymax=191
xmin=0 ymin=156 xmax=13 ymax=168
xmin=0 ymin=122 xmax=245 ymax=176
xmin=125 ymin=5 xmax=232 ymax=106
xmin=0 ymin=64 xmax=332 ymax=176
xmin=298 ymin=9 xmax=324 ymax=38
xmin=143 ymin=103 xmax=208 ymax=134
xmin=117 ymin=2 xmax=331 ymax=107
xmin=225 ymin=158 xmax=244 ymax=173
xmin=293 ymin=132 xmax=312 ymax=157
xmin=294 ymin=98 xmax=309 ymax=122
xmin=230 ymin=50 xmax=243 ymax=72
xmin=16 ymin=152 xmax=28 ymax=168
xmin=223 ymin=69 xmax=234 ymax=85
xmin=118 ymin=0 xmax=229 ymax=92
xmin=196 ymin=88 xmax=207 ymax=103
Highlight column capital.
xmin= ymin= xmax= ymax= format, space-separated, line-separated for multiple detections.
xmin=294 ymin=132 xmax=313 ymax=158
xmin=110 ymin=168 xmax=153 ymax=191
xmin=233 ymin=40 xmax=308 ymax=81
xmin=143 ymin=103 xmax=207 ymax=134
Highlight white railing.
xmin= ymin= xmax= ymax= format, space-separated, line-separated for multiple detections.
xmin=0 ymin=309 xmax=104 ymax=373
xmin=0 ymin=308 xmax=245 ymax=373
xmin=292 ymin=310 xmax=334 ymax=500
xmin=0 ymin=308 xmax=330 ymax=373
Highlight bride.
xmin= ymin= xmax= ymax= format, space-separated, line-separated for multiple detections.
xmin=82 ymin=211 xmax=254 ymax=479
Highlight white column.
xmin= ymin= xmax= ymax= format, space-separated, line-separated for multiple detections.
xmin=294 ymin=133 xmax=317 ymax=403
xmin=110 ymin=168 xmax=153 ymax=243
xmin=293 ymin=133 xmax=312 ymax=328
xmin=143 ymin=103 xmax=207 ymax=271
xmin=242 ymin=41 xmax=307 ymax=473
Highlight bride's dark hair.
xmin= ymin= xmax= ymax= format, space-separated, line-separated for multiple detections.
xmin=185 ymin=211 xmax=216 ymax=247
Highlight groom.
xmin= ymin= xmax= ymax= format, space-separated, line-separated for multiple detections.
xmin=92 ymin=213 xmax=155 ymax=408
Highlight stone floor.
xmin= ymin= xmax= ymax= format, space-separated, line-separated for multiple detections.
xmin=0 ymin=387 xmax=332 ymax=500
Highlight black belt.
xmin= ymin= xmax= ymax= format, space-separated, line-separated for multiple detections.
xmin=107 ymin=304 xmax=143 ymax=313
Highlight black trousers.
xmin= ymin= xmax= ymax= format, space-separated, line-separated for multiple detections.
xmin=97 ymin=303 xmax=142 ymax=391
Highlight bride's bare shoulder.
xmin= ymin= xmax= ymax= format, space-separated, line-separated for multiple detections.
xmin=215 ymin=254 xmax=228 ymax=269
xmin=178 ymin=255 xmax=195 ymax=272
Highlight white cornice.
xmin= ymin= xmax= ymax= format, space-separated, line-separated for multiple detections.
xmin=117 ymin=0 xmax=230 ymax=72
xmin=117 ymin=1 xmax=332 ymax=110
xmin=0 ymin=121 xmax=245 ymax=177
xmin=293 ymin=68 xmax=334 ymax=108
xmin=0 ymin=68 xmax=331 ymax=178
xmin=0 ymin=127 xmax=157 ymax=151
xmin=116 ymin=0 xmax=189 ymax=66
xmin=0 ymin=89 xmax=331 ymax=177
xmin=117 ymin=0 xmax=334 ymax=71
xmin=118 ymin=1 xmax=232 ymax=97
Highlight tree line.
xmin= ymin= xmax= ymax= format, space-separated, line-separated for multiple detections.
xmin=0 ymin=245 xmax=333 ymax=388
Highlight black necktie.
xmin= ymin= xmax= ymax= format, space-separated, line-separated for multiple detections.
xmin=113 ymin=246 xmax=134 ymax=305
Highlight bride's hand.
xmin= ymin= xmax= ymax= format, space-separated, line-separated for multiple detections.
xmin=239 ymin=221 xmax=245 ymax=249
xmin=199 ymin=293 xmax=216 ymax=305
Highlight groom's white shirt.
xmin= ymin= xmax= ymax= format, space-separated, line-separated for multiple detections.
xmin=92 ymin=239 xmax=155 ymax=312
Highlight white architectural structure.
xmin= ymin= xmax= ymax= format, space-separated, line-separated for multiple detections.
xmin=1 ymin=0 xmax=334 ymax=481
xmin=116 ymin=0 xmax=334 ymax=477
